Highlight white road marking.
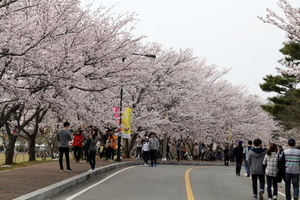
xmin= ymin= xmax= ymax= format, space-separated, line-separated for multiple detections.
xmin=65 ymin=166 xmax=136 ymax=200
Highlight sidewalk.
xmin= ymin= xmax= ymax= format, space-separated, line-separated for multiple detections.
xmin=0 ymin=159 xmax=225 ymax=200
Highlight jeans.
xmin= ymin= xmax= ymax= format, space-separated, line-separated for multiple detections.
xmin=59 ymin=147 xmax=71 ymax=170
xmin=177 ymin=150 xmax=180 ymax=161
xmin=285 ymin=173 xmax=300 ymax=200
xmin=252 ymin=174 xmax=265 ymax=197
xmin=266 ymin=175 xmax=277 ymax=198
xmin=224 ymin=155 xmax=229 ymax=166
xmin=107 ymin=147 xmax=115 ymax=160
xmin=88 ymin=150 xmax=96 ymax=170
xmin=244 ymin=160 xmax=250 ymax=175
xmin=136 ymin=147 xmax=142 ymax=158
xmin=73 ymin=146 xmax=82 ymax=162
xmin=236 ymin=159 xmax=243 ymax=175
xmin=84 ymin=143 xmax=89 ymax=160
xmin=143 ymin=151 xmax=149 ymax=164
xmin=149 ymin=150 xmax=157 ymax=165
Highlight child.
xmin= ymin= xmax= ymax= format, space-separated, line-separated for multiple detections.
xmin=98 ymin=142 xmax=105 ymax=161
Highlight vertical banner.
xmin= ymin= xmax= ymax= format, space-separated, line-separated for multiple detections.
xmin=121 ymin=108 xmax=132 ymax=138
xmin=112 ymin=107 xmax=120 ymax=125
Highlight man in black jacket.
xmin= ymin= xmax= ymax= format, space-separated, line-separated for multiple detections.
xmin=233 ymin=140 xmax=244 ymax=176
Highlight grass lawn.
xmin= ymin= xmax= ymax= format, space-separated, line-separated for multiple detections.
xmin=0 ymin=152 xmax=55 ymax=171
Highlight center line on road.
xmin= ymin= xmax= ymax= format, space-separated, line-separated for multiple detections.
xmin=185 ymin=167 xmax=213 ymax=200
xmin=65 ymin=166 xmax=136 ymax=200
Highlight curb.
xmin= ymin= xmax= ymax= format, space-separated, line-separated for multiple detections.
xmin=13 ymin=161 xmax=224 ymax=200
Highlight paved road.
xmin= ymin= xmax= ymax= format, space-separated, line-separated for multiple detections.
xmin=50 ymin=165 xmax=286 ymax=200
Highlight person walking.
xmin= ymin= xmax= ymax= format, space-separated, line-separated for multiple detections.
xmin=98 ymin=142 xmax=105 ymax=161
xmin=233 ymin=140 xmax=244 ymax=176
xmin=193 ymin=142 xmax=199 ymax=161
xmin=244 ymin=140 xmax=253 ymax=177
xmin=148 ymin=132 xmax=159 ymax=167
xmin=135 ymin=135 xmax=143 ymax=159
xmin=82 ymin=129 xmax=89 ymax=161
xmin=216 ymin=144 xmax=223 ymax=161
xmin=103 ymin=130 xmax=111 ymax=161
xmin=72 ymin=129 xmax=84 ymax=163
xmin=248 ymin=139 xmax=266 ymax=200
xmin=142 ymin=136 xmax=149 ymax=166
xmin=87 ymin=129 xmax=99 ymax=171
xmin=263 ymin=143 xmax=278 ymax=200
xmin=281 ymin=138 xmax=300 ymax=200
xmin=175 ymin=139 xmax=181 ymax=161
xmin=198 ymin=142 xmax=205 ymax=161
xmin=107 ymin=130 xmax=117 ymax=162
xmin=57 ymin=121 xmax=72 ymax=172
xmin=277 ymin=146 xmax=284 ymax=160
xmin=224 ymin=145 xmax=230 ymax=166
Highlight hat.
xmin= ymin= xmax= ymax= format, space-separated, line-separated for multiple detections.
xmin=238 ymin=140 xmax=243 ymax=144
xmin=288 ymin=138 xmax=296 ymax=146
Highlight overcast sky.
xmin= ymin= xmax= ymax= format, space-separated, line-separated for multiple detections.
xmin=82 ymin=0 xmax=300 ymax=99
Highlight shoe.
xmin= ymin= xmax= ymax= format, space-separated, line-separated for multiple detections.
xmin=253 ymin=196 xmax=257 ymax=199
xmin=247 ymin=174 xmax=250 ymax=177
xmin=149 ymin=165 xmax=153 ymax=167
xmin=110 ymin=160 xmax=113 ymax=162
xmin=88 ymin=169 xmax=94 ymax=172
xmin=59 ymin=170 xmax=63 ymax=172
xmin=259 ymin=191 xmax=263 ymax=200
xmin=268 ymin=198 xmax=272 ymax=200
xmin=273 ymin=195 xmax=277 ymax=200
xmin=66 ymin=169 xmax=72 ymax=172
xmin=294 ymin=197 xmax=298 ymax=200
xmin=154 ymin=164 xmax=157 ymax=167
xmin=144 ymin=163 xmax=147 ymax=166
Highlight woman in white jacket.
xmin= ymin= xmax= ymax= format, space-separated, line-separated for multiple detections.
xmin=142 ymin=137 xmax=149 ymax=166
xmin=263 ymin=143 xmax=278 ymax=200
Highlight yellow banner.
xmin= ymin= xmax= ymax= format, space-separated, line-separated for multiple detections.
xmin=122 ymin=108 xmax=132 ymax=138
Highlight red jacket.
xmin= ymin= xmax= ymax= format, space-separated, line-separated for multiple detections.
xmin=73 ymin=134 xmax=84 ymax=147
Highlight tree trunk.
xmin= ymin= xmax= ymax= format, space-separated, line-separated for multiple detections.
xmin=28 ymin=139 xmax=36 ymax=161
xmin=124 ymin=133 xmax=138 ymax=158
xmin=5 ymin=134 xmax=18 ymax=164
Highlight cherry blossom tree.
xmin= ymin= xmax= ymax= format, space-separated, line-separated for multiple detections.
xmin=258 ymin=0 xmax=300 ymax=75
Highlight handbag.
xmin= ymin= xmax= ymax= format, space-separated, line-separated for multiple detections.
xmin=276 ymin=169 xmax=283 ymax=183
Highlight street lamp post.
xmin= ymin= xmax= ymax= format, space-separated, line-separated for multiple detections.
xmin=116 ymin=87 xmax=123 ymax=162
xmin=162 ymin=112 xmax=169 ymax=161
xmin=115 ymin=53 xmax=156 ymax=162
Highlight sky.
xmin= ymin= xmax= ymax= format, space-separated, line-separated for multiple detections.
xmin=81 ymin=0 xmax=300 ymax=99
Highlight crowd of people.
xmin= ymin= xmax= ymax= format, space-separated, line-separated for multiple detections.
xmin=57 ymin=122 xmax=300 ymax=200
xmin=232 ymin=138 xmax=300 ymax=200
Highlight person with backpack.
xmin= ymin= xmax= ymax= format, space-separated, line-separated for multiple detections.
xmin=243 ymin=140 xmax=253 ymax=177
